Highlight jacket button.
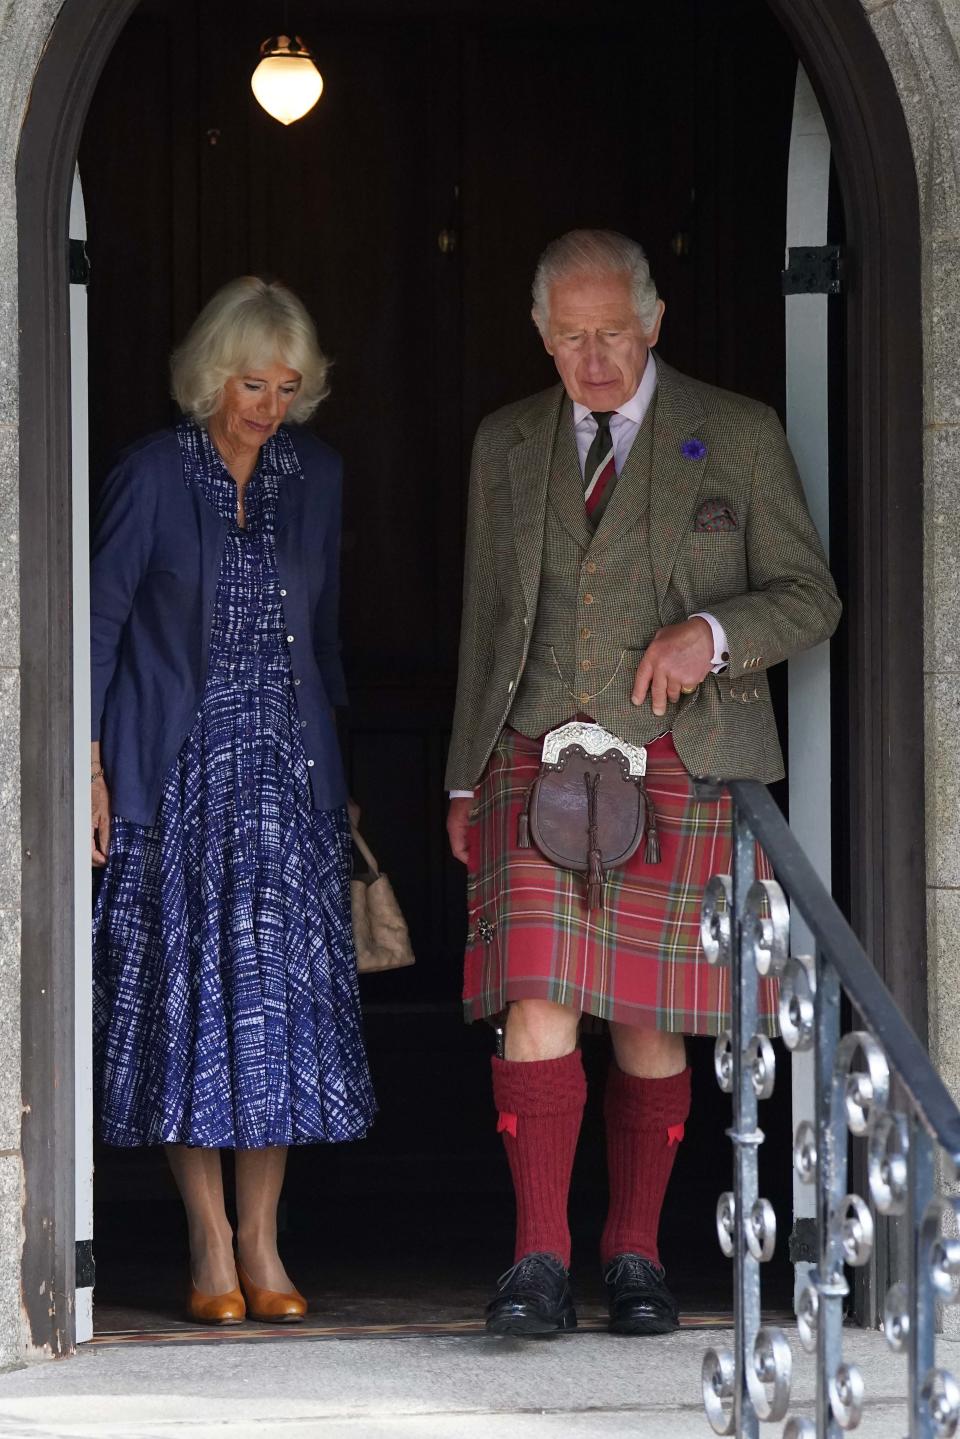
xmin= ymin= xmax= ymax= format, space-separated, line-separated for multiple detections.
xmin=286 ymin=634 xmax=295 ymax=643
xmin=301 ymin=720 xmax=307 ymax=728
xmin=580 ymin=692 xmax=591 ymax=706
xmin=307 ymin=759 xmax=315 ymax=767
xmin=585 ymin=561 xmax=597 ymax=575
xmin=294 ymin=678 xmax=301 ymax=686
xmin=583 ymin=593 xmax=594 ymax=605
xmin=580 ymin=659 xmax=592 ymax=671
xmin=581 ymin=627 xmax=592 ymax=640
xmin=279 ymin=588 xmax=287 ymax=597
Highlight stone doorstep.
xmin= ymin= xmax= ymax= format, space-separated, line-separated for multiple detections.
xmin=0 ymin=1326 xmax=933 ymax=1437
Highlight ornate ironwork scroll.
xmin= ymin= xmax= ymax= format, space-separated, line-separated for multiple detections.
xmin=700 ymin=783 xmax=960 ymax=1438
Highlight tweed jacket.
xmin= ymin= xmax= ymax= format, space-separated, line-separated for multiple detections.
xmin=445 ymin=358 xmax=841 ymax=790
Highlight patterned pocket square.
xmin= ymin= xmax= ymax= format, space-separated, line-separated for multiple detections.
xmin=694 ymin=499 xmax=739 ymax=532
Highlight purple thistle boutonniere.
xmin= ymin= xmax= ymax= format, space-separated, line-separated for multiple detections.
xmin=681 ymin=438 xmax=707 ymax=461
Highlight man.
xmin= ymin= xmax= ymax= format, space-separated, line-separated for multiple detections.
xmin=446 ymin=230 xmax=840 ymax=1338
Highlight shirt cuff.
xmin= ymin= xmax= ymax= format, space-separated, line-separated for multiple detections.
xmin=691 ymin=612 xmax=730 ymax=673
xmin=449 ymin=790 xmax=475 ymax=800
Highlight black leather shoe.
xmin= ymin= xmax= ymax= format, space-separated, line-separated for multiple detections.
xmin=604 ymin=1253 xmax=679 ymax=1335
xmin=485 ymin=1252 xmax=577 ymax=1336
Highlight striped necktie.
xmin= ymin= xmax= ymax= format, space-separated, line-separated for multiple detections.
xmin=583 ymin=411 xmax=616 ymax=523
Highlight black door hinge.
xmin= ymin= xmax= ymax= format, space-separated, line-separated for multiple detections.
xmin=75 ymin=1238 xmax=95 ymax=1288
xmin=788 ymin=1217 xmax=818 ymax=1264
xmin=69 ymin=238 xmax=91 ymax=287
xmin=782 ymin=244 xmax=842 ymax=296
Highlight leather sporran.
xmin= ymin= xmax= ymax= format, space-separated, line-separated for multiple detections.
xmin=518 ymin=722 xmax=660 ymax=910
xmin=350 ymin=826 xmax=416 ymax=973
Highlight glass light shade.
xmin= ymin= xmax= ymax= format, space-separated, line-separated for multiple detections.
xmin=251 ymin=36 xmax=323 ymax=126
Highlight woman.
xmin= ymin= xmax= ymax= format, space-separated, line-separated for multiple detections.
xmin=91 ymin=277 xmax=376 ymax=1325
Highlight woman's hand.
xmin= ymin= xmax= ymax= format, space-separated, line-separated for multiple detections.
xmin=92 ymin=773 xmax=112 ymax=867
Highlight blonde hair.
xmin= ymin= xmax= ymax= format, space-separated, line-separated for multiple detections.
xmin=170 ymin=276 xmax=330 ymax=424
xmin=531 ymin=230 xmax=661 ymax=337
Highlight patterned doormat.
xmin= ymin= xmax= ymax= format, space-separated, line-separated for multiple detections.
xmin=89 ymin=1310 xmax=793 ymax=1347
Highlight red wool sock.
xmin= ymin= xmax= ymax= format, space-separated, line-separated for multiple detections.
xmin=601 ymin=1064 xmax=692 ymax=1267
xmin=491 ymin=1050 xmax=587 ymax=1268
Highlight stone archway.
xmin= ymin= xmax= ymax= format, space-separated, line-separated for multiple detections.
xmin=3 ymin=0 xmax=937 ymax=1359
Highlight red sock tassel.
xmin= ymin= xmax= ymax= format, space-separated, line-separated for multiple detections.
xmin=601 ymin=1065 xmax=692 ymax=1266
xmin=492 ymin=1051 xmax=587 ymax=1267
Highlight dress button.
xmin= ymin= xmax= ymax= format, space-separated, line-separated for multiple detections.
xmin=279 ymin=588 xmax=287 ymax=597
xmin=580 ymin=659 xmax=592 ymax=672
xmin=286 ymin=634 xmax=294 ymax=643
xmin=307 ymin=759 xmax=315 ymax=767
xmin=301 ymin=720 xmax=307 ymax=728
xmin=579 ymin=692 xmax=591 ymax=706
xmin=583 ymin=593 xmax=594 ymax=605
xmin=581 ymin=627 xmax=592 ymax=640
xmin=294 ymin=678 xmax=301 ymax=686
xmin=585 ymin=561 xmax=597 ymax=575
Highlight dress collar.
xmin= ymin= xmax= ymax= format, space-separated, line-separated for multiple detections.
xmin=179 ymin=419 xmax=299 ymax=480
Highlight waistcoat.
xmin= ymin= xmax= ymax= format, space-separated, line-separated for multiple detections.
xmin=508 ymin=396 xmax=667 ymax=743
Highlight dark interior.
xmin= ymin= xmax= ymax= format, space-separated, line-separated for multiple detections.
xmin=82 ymin=0 xmax=804 ymax=1334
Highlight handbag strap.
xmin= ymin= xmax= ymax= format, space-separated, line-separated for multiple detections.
xmin=351 ymin=824 xmax=382 ymax=879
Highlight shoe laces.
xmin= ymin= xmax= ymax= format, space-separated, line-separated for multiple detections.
xmin=604 ymin=1253 xmax=664 ymax=1288
xmin=496 ymin=1252 xmax=567 ymax=1294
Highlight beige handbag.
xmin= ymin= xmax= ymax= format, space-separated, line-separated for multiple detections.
xmin=350 ymin=826 xmax=416 ymax=973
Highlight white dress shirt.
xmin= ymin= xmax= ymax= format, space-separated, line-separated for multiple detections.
xmin=449 ymin=355 xmax=728 ymax=798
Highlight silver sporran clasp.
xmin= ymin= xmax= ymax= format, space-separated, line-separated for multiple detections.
xmin=540 ymin=721 xmax=647 ymax=777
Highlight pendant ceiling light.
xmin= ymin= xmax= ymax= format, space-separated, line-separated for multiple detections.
xmin=251 ymin=35 xmax=324 ymax=126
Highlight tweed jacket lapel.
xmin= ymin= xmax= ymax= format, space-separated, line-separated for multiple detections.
xmin=508 ymin=385 xmax=566 ymax=618
xmin=647 ymin=358 xmax=709 ymax=610
xmin=548 ymin=398 xmax=594 ymax=550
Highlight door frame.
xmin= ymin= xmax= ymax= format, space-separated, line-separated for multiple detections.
xmin=16 ymin=0 xmax=923 ymax=1353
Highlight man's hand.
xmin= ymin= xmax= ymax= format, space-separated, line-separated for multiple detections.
xmin=632 ymin=617 xmax=714 ymax=717
xmin=447 ymin=796 xmax=473 ymax=865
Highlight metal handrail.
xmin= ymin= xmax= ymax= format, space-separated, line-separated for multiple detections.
xmin=729 ymin=780 xmax=960 ymax=1166
xmin=700 ymin=783 xmax=960 ymax=1439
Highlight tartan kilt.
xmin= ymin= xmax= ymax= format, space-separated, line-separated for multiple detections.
xmin=463 ymin=727 xmax=779 ymax=1035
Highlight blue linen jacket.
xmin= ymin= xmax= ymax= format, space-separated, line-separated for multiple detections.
xmin=91 ymin=424 xmax=349 ymax=825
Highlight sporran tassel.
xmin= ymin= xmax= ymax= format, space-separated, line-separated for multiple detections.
xmin=587 ymin=847 xmax=604 ymax=910
xmin=517 ymin=797 xmax=531 ymax=848
xmin=641 ymin=778 xmax=661 ymax=865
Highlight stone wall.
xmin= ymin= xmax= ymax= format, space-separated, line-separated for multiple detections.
xmin=0 ymin=0 xmax=62 ymax=1371
xmin=862 ymin=0 xmax=960 ymax=1337
xmin=862 ymin=0 xmax=960 ymax=1126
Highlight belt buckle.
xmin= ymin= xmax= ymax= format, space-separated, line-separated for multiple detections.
xmin=540 ymin=720 xmax=647 ymax=777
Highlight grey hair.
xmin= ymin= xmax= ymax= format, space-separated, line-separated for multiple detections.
xmin=531 ymin=230 xmax=660 ymax=337
xmin=170 ymin=276 xmax=331 ymax=425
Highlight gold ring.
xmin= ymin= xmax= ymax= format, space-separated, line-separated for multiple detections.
xmin=680 ymin=684 xmax=698 ymax=695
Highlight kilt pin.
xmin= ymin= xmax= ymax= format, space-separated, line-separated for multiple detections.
xmin=446 ymin=351 xmax=841 ymax=1333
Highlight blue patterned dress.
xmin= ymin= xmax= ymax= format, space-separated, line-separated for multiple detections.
xmin=93 ymin=422 xmax=377 ymax=1149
